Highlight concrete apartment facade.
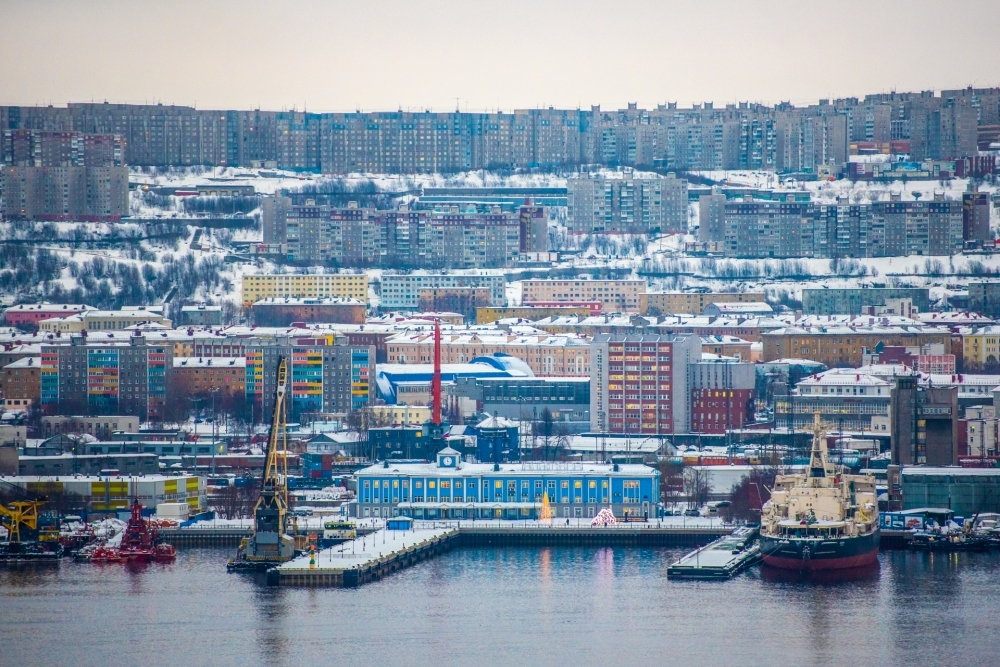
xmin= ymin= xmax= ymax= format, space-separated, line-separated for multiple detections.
xmin=521 ymin=279 xmax=646 ymax=314
xmin=590 ymin=333 xmax=702 ymax=435
xmin=641 ymin=291 xmax=765 ymax=316
xmin=567 ymin=171 xmax=688 ymax=234
xmin=380 ymin=274 xmax=506 ymax=310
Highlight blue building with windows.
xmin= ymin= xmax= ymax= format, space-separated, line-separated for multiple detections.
xmin=352 ymin=446 xmax=659 ymax=521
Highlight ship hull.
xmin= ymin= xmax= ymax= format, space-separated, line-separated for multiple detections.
xmin=760 ymin=530 xmax=880 ymax=571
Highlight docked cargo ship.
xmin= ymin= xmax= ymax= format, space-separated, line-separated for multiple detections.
xmin=760 ymin=416 xmax=879 ymax=571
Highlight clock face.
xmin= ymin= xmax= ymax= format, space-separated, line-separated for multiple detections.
xmin=443 ymin=457 xmax=453 ymax=466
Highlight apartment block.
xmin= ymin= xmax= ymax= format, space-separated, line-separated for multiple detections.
xmin=1 ymin=129 xmax=125 ymax=167
xmin=641 ymin=291 xmax=765 ymax=316
xmin=762 ymin=324 xmax=951 ymax=368
xmin=246 ymin=335 xmax=374 ymax=419
xmin=4 ymin=304 xmax=93 ymax=329
xmin=417 ymin=288 xmax=491 ymax=322
xmin=241 ymin=273 xmax=368 ymax=306
xmin=261 ymin=195 xmax=292 ymax=244
xmin=1 ymin=357 xmax=41 ymax=410
xmin=0 ymin=94 xmax=989 ymax=174
xmin=706 ymin=196 xmax=963 ymax=259
xmin=590 ymin=333 xmax=701 ymax=435
xmin=521 ymin=279 xmax=646 ymax=313
xmin=1 ymin=165 xmax=129 ymax=221
xmin=41 ymin=334 xmax=173 ymax=421
xmin=249 ymin=298 xmax=366 ymax=327
xmin=285 ymin=202 xmax=523 ymax=268
xmin=801 ymin=288 xmax=930 ymax=316
xmin=381 ymin=274 xmax=506 ymax=310
xmin=963 ymin=188 xmax=991 ymax=244
xmin=690 ymin=355 xmax=756 ymax=434
xmin=171 ymin=357 xmax=246 ymax=398
xmin=567 ymin=171 xmax=687 ymax=234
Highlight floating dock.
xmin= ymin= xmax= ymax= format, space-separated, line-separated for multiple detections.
xmin=666 ymin=527 xmax=761 ymax=579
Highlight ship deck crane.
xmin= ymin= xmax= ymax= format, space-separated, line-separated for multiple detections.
xmin=228 ymin=356 xmax=295 ymax=572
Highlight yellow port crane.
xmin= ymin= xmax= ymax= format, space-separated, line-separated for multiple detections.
xmin=0 ymin=480 xmax=47 ymax=544
xmin=228 ymin=356 xmax=295 ymax=571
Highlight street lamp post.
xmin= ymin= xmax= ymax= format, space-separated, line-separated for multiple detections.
xmin=211 ymin=386 xmax=220 ymax=478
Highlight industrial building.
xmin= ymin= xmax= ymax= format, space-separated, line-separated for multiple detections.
xmin=0 ymin=474 xmax=206 ymax=513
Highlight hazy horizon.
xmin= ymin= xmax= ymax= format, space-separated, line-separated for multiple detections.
xmin=1 ymin=0 xmax=999 ymax=112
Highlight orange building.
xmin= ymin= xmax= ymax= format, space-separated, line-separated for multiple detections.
xmin=1 ymin=357 xmax=41 ymax=410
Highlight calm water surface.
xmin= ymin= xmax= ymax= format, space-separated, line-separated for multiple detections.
xmin=3 ymin=547 xmax=1000 ymax=667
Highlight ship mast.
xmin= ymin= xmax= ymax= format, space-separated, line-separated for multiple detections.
xmin=807 ymin=412 xmax=831 ymax=480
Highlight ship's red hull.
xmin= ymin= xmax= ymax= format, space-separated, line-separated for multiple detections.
xmin=762 ymin=548 xmax=879 ymax=571
xmin=760 ymin=530 xmax=880 ymax=571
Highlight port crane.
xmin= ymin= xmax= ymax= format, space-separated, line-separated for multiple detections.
xmin=0 ymin=479 xmax=47 ymax=544
xmin=228 ymin=356 xmax=295 ymax=571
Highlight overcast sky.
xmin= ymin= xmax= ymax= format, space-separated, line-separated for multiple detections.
xmin=2 ymin=0 xmax=998 ymax=112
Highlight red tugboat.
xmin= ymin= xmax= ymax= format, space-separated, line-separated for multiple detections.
xmin=118 ymin=498 xmax=176 ymax=562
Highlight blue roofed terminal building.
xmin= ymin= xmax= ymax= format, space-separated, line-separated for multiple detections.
xmin=352 ymin=446 xmax=660 ymax=521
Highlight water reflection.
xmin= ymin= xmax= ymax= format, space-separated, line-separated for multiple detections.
xmin=2 ymin=547 xmax=1000 ymax=667
xmin=760 ymin=562 xmax=881 ymax=586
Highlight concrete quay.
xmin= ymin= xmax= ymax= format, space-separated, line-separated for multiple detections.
xmin=269 ymin=520 xmax=735 ymax=587
xmin=271 ymin=524 xmax=459 ymax=587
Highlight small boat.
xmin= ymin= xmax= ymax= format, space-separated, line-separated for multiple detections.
xmin=152 ymin=543 xmax=177 ymax=562
xmin=88 ymin=546 xmax=124 ymax=563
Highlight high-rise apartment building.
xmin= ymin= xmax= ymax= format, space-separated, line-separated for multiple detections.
xmin=261 ymin=195 xmax=292 ymax=244
xmin=567 ymin=171 xmax=687 ymax=234
xmin=1 ymin=165 xmax=129 ymax=221
xmin=590 ymin=333 xmax=701 ymax=435
xmin=284 ymin=202 xmax=523 ymax=268
xmin=41 ymin=334 xmax=173 ymax=421
xmin=0 ymin=93 xmax=989 ymax=173
xmin=246 ymin=335 xmax=374 ymax=419
xmin=704 ymin=195 xmax=964 ymax=259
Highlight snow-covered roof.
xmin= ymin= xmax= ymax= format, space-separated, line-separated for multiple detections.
xmin=357 ymin=461 xmax=655 ymax=477
xmin=2 ymin=356 xmax=40 ymax=369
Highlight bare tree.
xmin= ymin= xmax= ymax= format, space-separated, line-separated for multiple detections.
xmin=683 ymin=467 xmax=711 ymax=510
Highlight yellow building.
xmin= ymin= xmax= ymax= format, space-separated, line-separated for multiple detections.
xmin=641 ymin=292 xmax=766 ymax=315
xmin=371 ymin=404 xmax=432 ymax=426
xmin=962 ymin=326 xmax=1000 ymax=371
xmin=241 ymin=274 xmax=368 ymax=306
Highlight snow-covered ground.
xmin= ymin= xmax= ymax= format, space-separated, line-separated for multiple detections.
xmin=3 ymin=167 xmax=998 ymax=315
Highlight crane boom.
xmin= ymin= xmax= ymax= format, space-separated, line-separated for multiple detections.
xmin=228 ymin=356 xmax=295 ymax=571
